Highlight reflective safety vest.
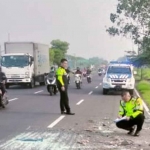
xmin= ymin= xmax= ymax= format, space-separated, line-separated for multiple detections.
xmin=119 ymin=97 xmax=144 ymax=118
xmin=56 ymin=67 xmax=67 ymax=87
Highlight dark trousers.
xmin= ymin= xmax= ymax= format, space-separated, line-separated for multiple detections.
xmin=116 ymin=114 xmax=145 ymax=132
xmin=0 ymin=84 xmax=6 ymax=97
xmin=58 ymin=87 xmax=70 ymax=113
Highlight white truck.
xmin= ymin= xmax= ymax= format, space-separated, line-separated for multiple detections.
xmin=1 ymin=42 xmax=50 ymax=88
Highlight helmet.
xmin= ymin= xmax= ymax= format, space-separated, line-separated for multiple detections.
xmin=77 ymin=67 xmax=80 ymax=71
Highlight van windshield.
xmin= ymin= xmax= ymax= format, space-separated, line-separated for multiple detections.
xmin=107 ymin=66 xmax=131 ymax=74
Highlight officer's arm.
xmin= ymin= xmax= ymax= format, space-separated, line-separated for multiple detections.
xmin=57 ymin=69 xmax=65 ymax=86
xmin=2 ymin=72 xmax=7 ymax=84
xmin=131 ymin=98 xmax=144 ymax=118
xmin=119 ymin=100 xmax=124 ymax=117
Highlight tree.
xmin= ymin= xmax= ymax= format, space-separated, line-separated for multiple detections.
xmin=51 ymin=40 xmax=69 ymax=54
xmin=50 ymin=39 xmax=70 ymax=65
xmin=49 ymin=49 xmax=55 ymax=65
xmin=106 ymin=0 xmax=150 ymax=63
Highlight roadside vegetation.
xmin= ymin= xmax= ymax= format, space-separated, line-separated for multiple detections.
xmin=135 ymin=68 xmax=150 ymax=106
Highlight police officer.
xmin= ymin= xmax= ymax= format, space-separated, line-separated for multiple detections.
xmin=116 ymin=91 xmax=145 ymax=136
xmin=0 ymin=66 xmax=7 ymax=108
xmin=56 ymin=58 xmax=75 ymax=115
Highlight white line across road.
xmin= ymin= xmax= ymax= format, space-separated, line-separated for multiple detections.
xmin=9 ymin=98 xmax=18 ymax=102
xmin=34 ymin=90 xmax=43 ymax=94
xmin=88 ymin=91 xmax=93 ymax=95
xmin=95 ymin=86 xmax=98 ymax=89
xmin=47 ymin=115 xmax=65 ymax=128
xmin=76 ymin=99 xmax=84 ymax=105
xmin=134 ymin=88 xmax=150 ymax=115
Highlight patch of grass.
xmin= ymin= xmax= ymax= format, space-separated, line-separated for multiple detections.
xmin=134 ymin=68 xmax=150 ymax=81
xmin=136 ymin=80 xmax=150 ymax=107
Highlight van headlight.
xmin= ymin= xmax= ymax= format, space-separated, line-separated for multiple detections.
xmin=127 ymin=78 xmax=132 ymax=82
xmin=103 ymin=78 xmax=110 ymax=83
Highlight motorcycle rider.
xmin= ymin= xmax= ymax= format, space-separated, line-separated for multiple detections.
xmin=75 ymin=67 xmax=82 ymax=75
xmin=86 ymin=67 xmax=92 ymax=75
xmin=0 ymin=66 xmax=7 ymax=107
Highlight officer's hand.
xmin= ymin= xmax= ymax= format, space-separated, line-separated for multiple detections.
xmin=118 ymin=115 xmax=122 ymax=119
xmin=61 ymin=86 xmax=65 ymax=91
xmin=126 ymin=117 xmax=130 ymax=121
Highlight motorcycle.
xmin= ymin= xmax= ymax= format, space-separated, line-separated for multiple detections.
xmin=0 ymin=83 xmax=9 ymax=108
xmin=46 ymin=74 xmax=58 ymax=96
xmin=75 ymin=74 xmax=82 ymax=89
xmin=83 ymin=71 xmax=87 ymax=77
xmin=87 ymin=74 xmax=91 ymax=83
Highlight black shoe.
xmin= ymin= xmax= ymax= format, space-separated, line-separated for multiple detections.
xmin=127 ymin=125 xmax=137 ymax=135
xmin=61 ymin=111 xmax=66 ymax=114
xmin=134 ymin=130 xmax=140 ymax=136
xmin=66 ymin=112 xmax=75 ymax=115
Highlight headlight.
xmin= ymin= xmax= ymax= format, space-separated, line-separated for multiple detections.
xmin=25 ymin=72 xmax=29 ymax=75
xmin=103 ymin=78 xmax=110 ymax=82
xmin=127 ymin=78 xmax=132 ymax=82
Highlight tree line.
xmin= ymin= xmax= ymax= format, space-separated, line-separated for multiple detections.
xmin=49 ymin=39 xmax=108 ymax=68
xmin=106 ymin=0 xmax=150 ymax=66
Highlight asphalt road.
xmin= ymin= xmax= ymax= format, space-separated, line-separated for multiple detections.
xmin=0 ymin=74 xmax=150 ymax=150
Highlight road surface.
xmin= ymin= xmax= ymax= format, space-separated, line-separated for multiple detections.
xmin=0 ymin=74 xmax=150 ymax=150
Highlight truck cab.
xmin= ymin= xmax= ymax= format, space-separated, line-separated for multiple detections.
xmin=102 ymin=63 xmax=136 ymax=95
xmin=1 ymin=53 xmax=34 ymax=88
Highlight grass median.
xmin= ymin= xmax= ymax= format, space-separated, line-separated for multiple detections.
xmin=134 ymin=68 xmax=150 ymax=81
xmin=136 ymin=80 xmax=150 ymax=107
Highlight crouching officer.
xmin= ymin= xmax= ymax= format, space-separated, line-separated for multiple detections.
xmin=116 ymin=91 xmax=145 ymax=136
xmin=56 ymin=58 xmax=75 ymax=115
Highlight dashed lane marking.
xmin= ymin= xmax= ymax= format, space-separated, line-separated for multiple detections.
xmin=9 ymin=98 xmax=18 ymax=102
xmin=99 ymin=83 xmax=102 ymax=85
xmin=95 ymin=86 xmax=98 ymax=89
xmin=76 ymin=99 xmax=84 ymax=105
xmin=34 ymin=90 xmax=43 ymax=94
xmin=88 ymin=91 xmax=93 ymax=95
xmin=47 ymin=115 xmax=65 ymax=128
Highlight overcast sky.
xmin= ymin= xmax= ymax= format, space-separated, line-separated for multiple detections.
xmin=0 ymin=0 xmax=136 ymax=61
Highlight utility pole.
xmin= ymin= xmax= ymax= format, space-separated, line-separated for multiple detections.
xmin=74 ymin=53 xmax=76 ymax=68
xmin=8 ymin=33 xmax=10 ymax=42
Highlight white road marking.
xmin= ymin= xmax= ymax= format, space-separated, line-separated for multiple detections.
xmin=134 ymin=88 xmax=150 ymax=115
xmin=47 ymin=115 xmax=65 ymax=128
xmin=76 ymin=99 xmax=84 ymax=105
xmin=26 ymin=126 xmax=31 ymax=130
xmin=99 ymin=83 xmax=102 ymax=85
xmin=34 ymin=90 xmax=43 ymax=94
xmin=88 ymin=91 xmax=93 ymax=95
xmin=9 ymin=98 xmax=18 ymax=102
xmin=95 ymin=86 xmax=98 ymax=89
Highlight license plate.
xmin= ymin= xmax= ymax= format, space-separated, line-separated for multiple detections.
xmin=115 ymin=85 xmax=122 ymax=88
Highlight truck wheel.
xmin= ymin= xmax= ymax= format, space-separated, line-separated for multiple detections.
xmin=6 ymin=84 xmax=9 ymax=89
xmin=40 ymin=82 xmax=45 ymax=86
xmin=29 ymin=78 xmax=35 ymax=88
xmin=103 ymin=89 xmax=108 ymax=95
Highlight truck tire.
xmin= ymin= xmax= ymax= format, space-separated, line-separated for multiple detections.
xmin=29 ymin=78 xmax=35 ymax=88
xmin=40 ymin=82 xmax=45 ymax=86
xmin=6 ymin=84 xmax=9 ymax=89
xmin=103 ymin=89 xmax=108 ymax=95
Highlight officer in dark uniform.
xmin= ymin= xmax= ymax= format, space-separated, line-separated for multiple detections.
xmin=56 ymin=59 xmax=75 ymax=115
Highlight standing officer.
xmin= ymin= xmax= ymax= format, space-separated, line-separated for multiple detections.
xmin=56 ymin=58 xmax=75 ymax=115
xmin=116 ymin=91 xmax=145 ymax=136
